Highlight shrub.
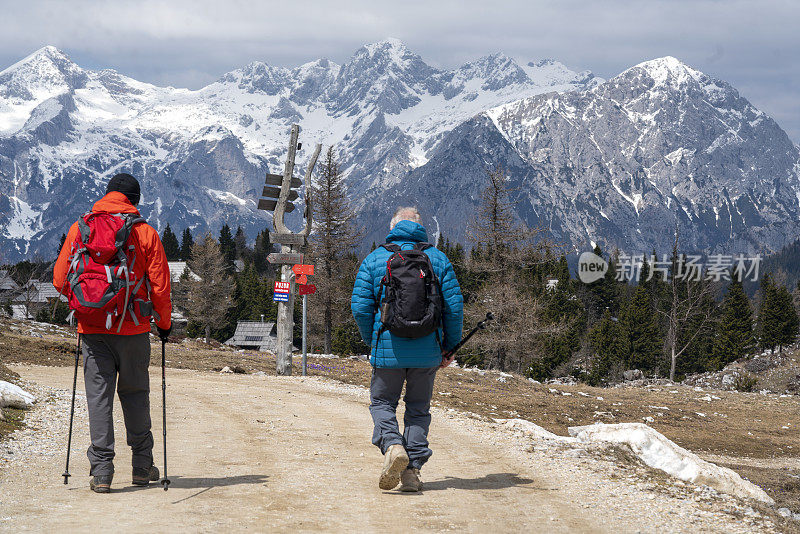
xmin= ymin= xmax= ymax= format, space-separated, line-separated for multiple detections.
xmin=734 ymin=373 xmax=758 ymax=392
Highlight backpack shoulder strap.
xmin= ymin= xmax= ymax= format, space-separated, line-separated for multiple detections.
xmin=381 ymin=243 xmax=401 ymax=253
xmin=414 ymin=242 xmax=433 ymax=251
xmin=115 ymin=213 xmax=147 ymax=249
xmin=77 ymin=212 xmax=92 ymax=244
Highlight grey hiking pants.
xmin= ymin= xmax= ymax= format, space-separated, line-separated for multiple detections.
xmin=81 ymin=332 xmax=153 ymax=476
xmin=369 ymin=366 xmax=438 ymax=470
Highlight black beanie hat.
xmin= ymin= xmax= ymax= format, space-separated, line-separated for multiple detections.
xmin=106 ymin=173 xmax=141 ymax=205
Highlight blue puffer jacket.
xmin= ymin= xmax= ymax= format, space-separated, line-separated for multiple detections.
xmin=351 ymin=220 xmax=464 ymax=368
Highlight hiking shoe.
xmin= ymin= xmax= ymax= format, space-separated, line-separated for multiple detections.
xmin=90 ymin=475 xmax=112 ymax=493
xmin=132 ymin=465 xmax=160 ymax=486
xmin=399 ymin=468 xmax=422 ymax=492
xmin=379 ymin=444 xmax=409 ymax=490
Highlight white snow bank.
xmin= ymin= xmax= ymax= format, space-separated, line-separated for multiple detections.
xmin=0 ymin=381 xmax=36 ymax=409
xmin=568 ymin=423 xmax=774 ymax=504
xmin=496 ymin=418 xmax=577 ymax=443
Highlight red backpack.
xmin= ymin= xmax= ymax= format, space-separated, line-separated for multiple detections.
xmin=64 ymin=212 xmax=153 ymax=331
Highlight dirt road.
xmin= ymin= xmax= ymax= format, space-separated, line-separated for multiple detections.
xmin=0 ymin=365 xmax=776 ymax=533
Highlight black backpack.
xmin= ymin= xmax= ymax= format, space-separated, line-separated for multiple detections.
xmin=377 ymin=242 xmax=443 ymax=340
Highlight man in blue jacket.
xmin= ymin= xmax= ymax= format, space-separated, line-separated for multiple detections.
xmin=351 ymin=207 xmax=463 ymax=492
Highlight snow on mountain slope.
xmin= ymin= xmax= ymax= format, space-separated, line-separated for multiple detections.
xmin=367 ymin=56 xmax=800 ymax=255
xmin=0 ymin=40 xmax=597 ymax=260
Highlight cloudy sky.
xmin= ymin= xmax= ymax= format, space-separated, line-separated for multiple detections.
xmin=2 ymin=0 xmax=798 ymax=141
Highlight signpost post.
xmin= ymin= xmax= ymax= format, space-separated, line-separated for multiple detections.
xmin=257 ymin=124 xmax=321 ymax=376
xmin=292 ymin=264 xmax=316 ymax=376
xmin=301 ymin=293 xmax=308 ymax=376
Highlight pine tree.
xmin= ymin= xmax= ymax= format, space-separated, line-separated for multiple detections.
xmin=253 ymin=229 xmax=273 ymax=275
xmin=180 ymin=228 xmax=194 ymax=261
xmin=234 ymin=226 xmax=247 ymax=260
xmin=775 ymin=284 xmax=799 ymax=353
xmin=622 ymin=286 xmax=662 ymax=373
xmin=555 ymin=255 xmax=570 ymax=283
xmin=793 ymin=280 xmax=800 ymax=315
xmin=581 ymin=246 xmax=622 ymax=325
xmin=184 ymin=234 xmax=235 ymax=342
xmin=219 ymin=224 xmax=236 ymax=271
xmin=711 ymin=276 xmax=754 ymax=369
xmin=758 ymin=274 xmax=780 ymax=353
xmin=309 ymin=146 xmax=362 ymax=353
xmin=588 ymin=309 xmax=630 ymax=384
xmin=161 ymin=224 xmax=180 ymax=261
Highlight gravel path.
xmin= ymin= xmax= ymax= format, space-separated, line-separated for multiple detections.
xmin=0 ymin=364 xmax=782 ymax=533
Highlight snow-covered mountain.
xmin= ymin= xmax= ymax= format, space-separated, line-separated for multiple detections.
xmin=1 ymin=41 xmax=798 ymax=262
xmin=362 ymin=56 xmax=800 ymax=255
xmin=0 ymin=40 xmax=599 ymax=261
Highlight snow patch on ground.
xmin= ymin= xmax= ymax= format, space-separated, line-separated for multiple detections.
xmin=497 ymin=418 xmax=774 ymax=505
xmin=0 ymin=381 xmax=36 ymax=409
xmin=568 ymin=423 xmax=774 ymax=504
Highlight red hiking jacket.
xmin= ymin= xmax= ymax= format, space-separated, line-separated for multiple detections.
xmin=53 ymin=192 xmax=172 ymax=335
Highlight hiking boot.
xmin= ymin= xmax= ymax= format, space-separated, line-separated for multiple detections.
xmin=399 ymin=468 xmax=422 ymax=492
xmin=379 ymin=444 xmax=409 ymax=490
xmin=90 ymin=475 xmax=112 ymax=493
xmin=132 ymin=465 xmax=160 ymax=486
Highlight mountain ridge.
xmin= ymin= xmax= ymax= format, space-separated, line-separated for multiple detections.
xmin=0 ymin=41 xmax=797 ymax=262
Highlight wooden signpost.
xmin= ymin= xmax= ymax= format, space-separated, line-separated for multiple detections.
xmin=267 ymin=252 xmax=304 ymax=265
xmin=257 ymin=124 xmax=321 ymax=376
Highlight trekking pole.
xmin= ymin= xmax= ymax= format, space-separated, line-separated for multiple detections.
xmin=443 ymin=312 xmax=494 ymax=359
xmin=63 ymin=333 xmax=80 ymax=484
xmin=160 ymin=338 xmax=171 ymax=491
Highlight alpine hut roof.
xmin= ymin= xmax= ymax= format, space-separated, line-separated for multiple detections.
xmin=225 ymin=321 xmax=279 ymax=352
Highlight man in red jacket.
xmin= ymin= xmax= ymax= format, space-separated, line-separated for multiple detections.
xmin=53 ymin=173 xmax=172 ymax=493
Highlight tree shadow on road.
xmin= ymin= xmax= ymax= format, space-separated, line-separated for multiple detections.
xmin=419 ymin=473 xmax=540 ymax=492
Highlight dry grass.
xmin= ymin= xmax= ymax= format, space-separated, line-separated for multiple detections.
xmin=1 ymin=318 xmax=798 ymax=516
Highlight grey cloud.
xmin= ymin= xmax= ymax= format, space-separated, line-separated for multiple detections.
xmin=1 ymin=0 xmax=797 ymax=140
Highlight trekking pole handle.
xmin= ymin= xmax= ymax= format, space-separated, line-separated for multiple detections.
xmin=443 ymin=312 xmax=494 ymax=359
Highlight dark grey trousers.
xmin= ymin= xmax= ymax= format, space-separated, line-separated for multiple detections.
xmin=369 ymin=366 xmax=438 ymax=471
xmin=81 ymin=332 xmax=153 ymax=476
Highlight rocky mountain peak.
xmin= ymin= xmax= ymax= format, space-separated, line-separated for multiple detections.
xmin=618 ymin=56 xmax=705 ymax=88
xmin=451 ymin=53 xmax=530 ymax=91
xmin=0 ymin=45 xmax=86 ymax=100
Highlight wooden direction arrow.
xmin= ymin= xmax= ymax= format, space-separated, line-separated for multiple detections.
xmin=262 ymin=186 xmax=299 ymax=201
xmin=258 ymin=198 xmax=295 ymax=212
xmin=264 ymin=173 xmax=302 ymax=188
xmin=269 ymin=232 xmax=306 ymax=245
xmin=267 ymin=252 xmax=304 ymax=264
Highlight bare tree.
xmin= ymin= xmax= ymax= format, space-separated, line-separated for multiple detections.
xmin=9 ymin=258 xmax=47 ymax=319
xmin=469 ymin=280 xmax=566 ymax=372
xmin=309 ymin=146 xmax=362 ymax=353
xmin=184 ymin=234 xmax=234 ymax=343
xmin=465 ymin=165 xmax=563 ymax=372
xmin=467 ymin=165 xmax=549 ymax=273
xmin=660 ymin=228 xmax=718 ymax=381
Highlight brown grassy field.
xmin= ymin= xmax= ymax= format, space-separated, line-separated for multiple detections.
xmin=1 ymin=318 xmax=797 ymax=513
